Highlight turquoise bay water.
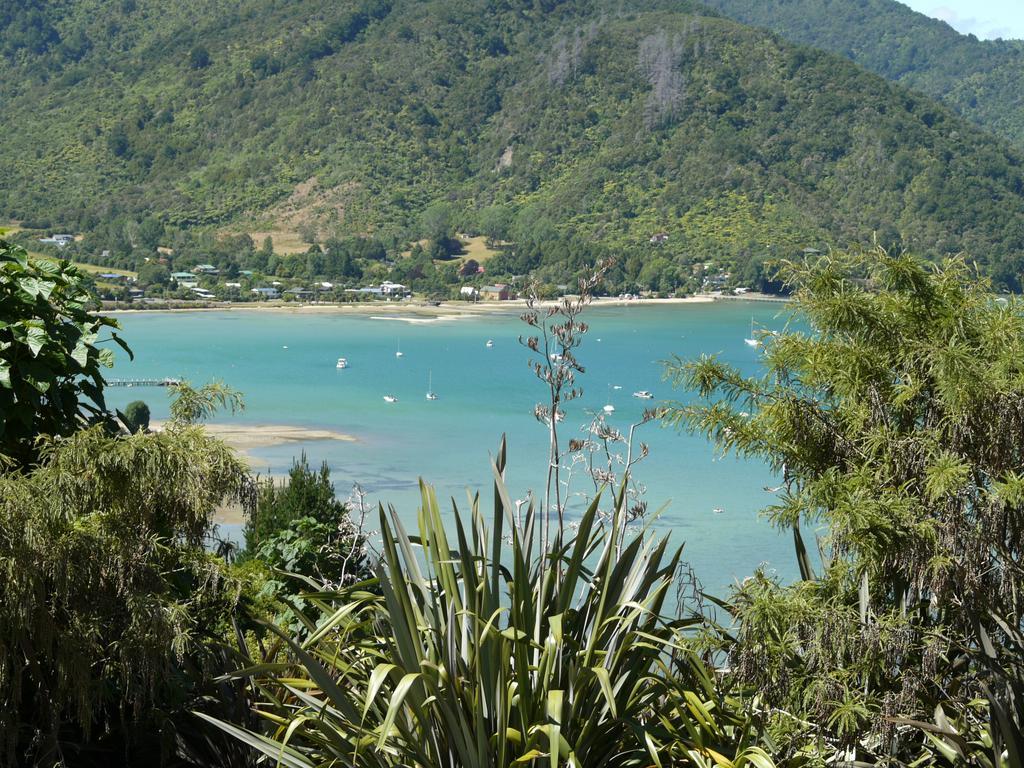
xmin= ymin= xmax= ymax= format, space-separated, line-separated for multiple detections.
xmin=106 ymin=301 xmax=796 ymax=594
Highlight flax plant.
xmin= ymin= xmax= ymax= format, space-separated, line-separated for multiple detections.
xmin=205 ymin=260 xmax=775 ymax=766
xmin=202 ymin=439 xmax=775 ymax=767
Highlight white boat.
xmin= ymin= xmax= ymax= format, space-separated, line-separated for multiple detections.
xmin=713 ymin=507 xmax=725 ymax=514
xmin=486 ymin=339 xmax=494 ymax=348
xmin=426 ymin=370 xmax=438 ymax=401
xmin=395 ymin=339 xmax=404 ymax=358
xmin=744 ymin=317 xmax=760 ymax=348
xmin=383 ymin=395 xmax=398 ymax=403
xmin=336 ymin=357 xmax=348 ymax=369
xmin=598 ymin=385 xmax=614 ymax=415
xmin=633 ymin=390 xmax=654 ymax=399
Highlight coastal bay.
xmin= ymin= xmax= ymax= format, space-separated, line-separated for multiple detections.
xmin=107 ymin=301 xmax=796 ymax=593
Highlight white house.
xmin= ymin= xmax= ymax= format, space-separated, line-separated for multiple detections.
xmin=38 ymin=234 xmax=74 ymax=247
xmin=460 ymin=286 xmax=478 ymax=298
xmin=251 ymin=287 xmax=281 ymax=299
xmin=380 ymin=281 xmax=407 ymax=296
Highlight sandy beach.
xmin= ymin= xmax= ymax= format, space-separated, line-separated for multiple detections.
xmin=149 ymin=421 xmax=359 ymax=525
xmin=103 ymin=293 xmax=735 ymax=321
xmin=151 ymin=420 xmax=357 ymax=470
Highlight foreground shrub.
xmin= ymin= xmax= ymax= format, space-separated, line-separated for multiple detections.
xmin=0 ymin=425 xmax=252 ymax=766
xmin=0 ymin=240 xmax=129 ymax=466
xmin=666 ymin=249 xmax=1024 ymax=762
xmin=122 ymin=399 xmax=150 ymax=433
xmin=242 ymin=453 xmax=369 ymax=587
xmin=203 ymin=441 xmax=775 ymax=767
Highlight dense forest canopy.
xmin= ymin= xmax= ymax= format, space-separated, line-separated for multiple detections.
xmin=3 ymin=0 xmax=1024 ymax=289
xmin=703 ymin=0 xmax=1024 ymax=149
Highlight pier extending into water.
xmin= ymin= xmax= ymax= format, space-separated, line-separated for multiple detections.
xmin=106 ymin=377 xmax=182 ymax=388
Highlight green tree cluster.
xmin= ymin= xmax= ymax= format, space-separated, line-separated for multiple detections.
xmin=244 ymin=453 xmax=369 ymax=586
xmin=704 ymin=0 xmax=1024 ymax=150
xmin=3 ymin=1 xmax=1024 ymax=289
xmin=667 ymin=249 xmax=1024 ymax=760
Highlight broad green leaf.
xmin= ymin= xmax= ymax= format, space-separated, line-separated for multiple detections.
xmin=25 ymin=326 xmax=46 ymax=357
xmin=71 ymin=342 xmax=90 ymax=368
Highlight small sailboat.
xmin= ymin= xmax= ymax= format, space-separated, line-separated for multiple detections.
xmin=336 ymin=357 xmax=348 ymax=369
xmin=603 ymin=384 xmax=615 ymax=414
xmin=426 ymin=370 xmax=438 ymax=400
xmin=395 ymin=340 xmax=404 ymax=358
xmin=383 ymin=395 xmax=398 ymax=403
xmin=486 ymin=339 xmax=494 ymax=348
xmin=744 ymin=317 xmax=760 ymax=348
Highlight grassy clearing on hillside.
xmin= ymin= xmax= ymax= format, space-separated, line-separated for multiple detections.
xmin=32 ymin=253 xmax=139 ymax=281
xmin=404 ymin=236 xmax=502 ymax=262
xmin=459 ymin=235 xmax=501 ymax=262
xmin=70 ymin=262 xmax=138 ymax=279
xmin=246 ymin=230 xmax=311 ymax=255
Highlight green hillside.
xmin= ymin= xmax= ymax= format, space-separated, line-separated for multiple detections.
xmin=3 ymin=0 xmax=1024 ymax=289
xmin=702 ymin=0 xmax=1024 ymax=149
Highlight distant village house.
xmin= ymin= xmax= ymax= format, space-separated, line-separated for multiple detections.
xmin=38 ymin=234 xmax=74 ymax=247
xmin=344 ymin=281 xmax=410 ymax=298
xmin=480 ymin=283 xmax=510 ymax=301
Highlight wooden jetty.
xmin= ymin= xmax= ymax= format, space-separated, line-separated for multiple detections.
xmin=107 ymin=378 xmax=182 ymax=388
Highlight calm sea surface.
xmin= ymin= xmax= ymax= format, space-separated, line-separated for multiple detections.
xmin=107 ymin=301 xmax=798 ymax=594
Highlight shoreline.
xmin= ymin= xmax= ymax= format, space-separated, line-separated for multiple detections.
xmin=150 ymin=420 xmax=358 ymax=460
xmin=103 ymin=292 xmax=785 ymax=320
xmin=150 ymin=421 xmax=359 ymax=525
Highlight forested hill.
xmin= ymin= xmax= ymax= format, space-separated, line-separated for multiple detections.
xmin=702 ymin=0 xmax=1024 ymax=150
xmin=4 ymin=0 xmax=1024 ymax=289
